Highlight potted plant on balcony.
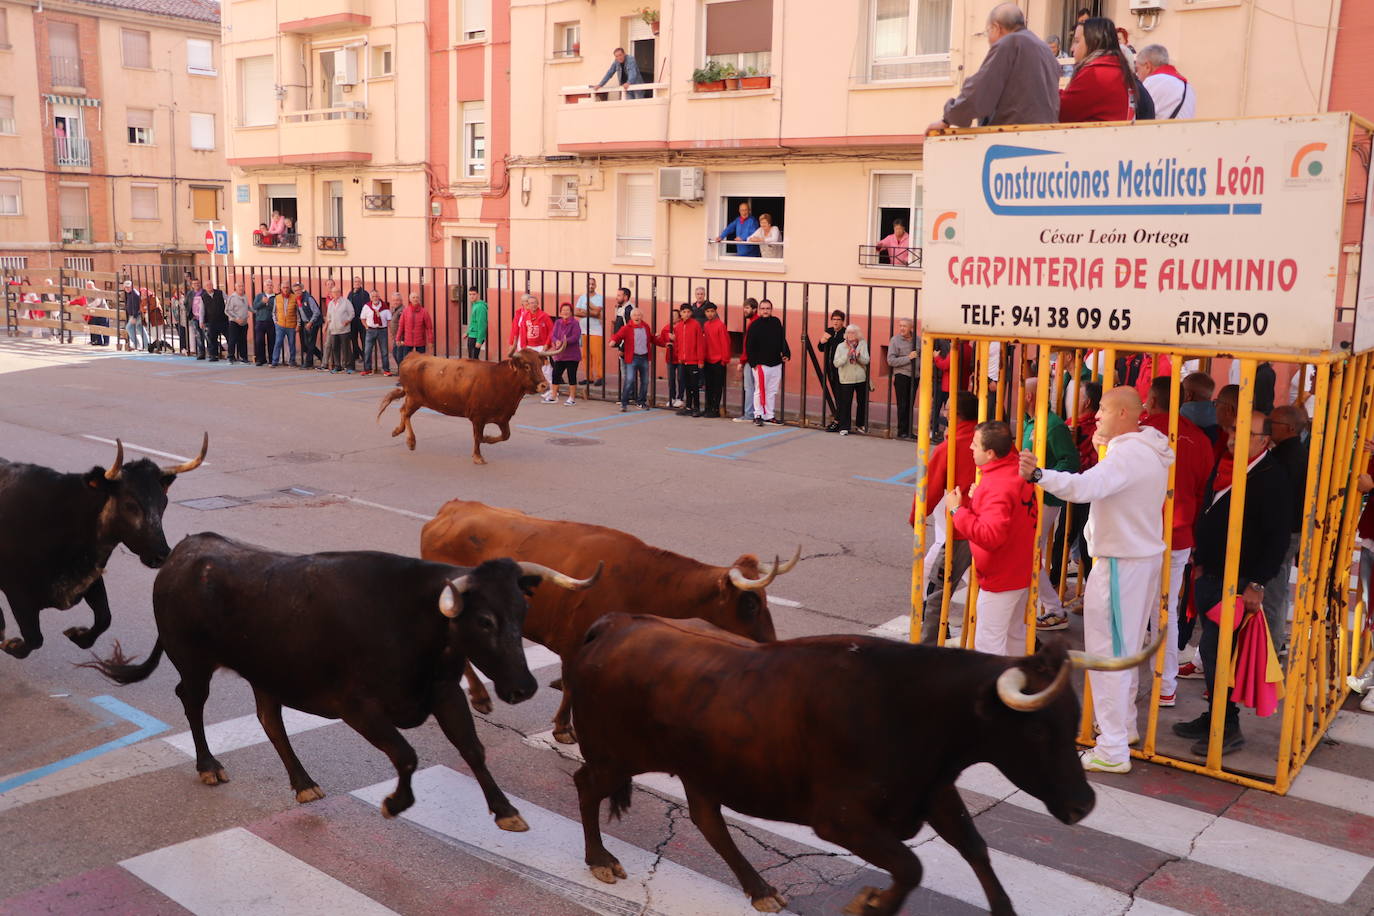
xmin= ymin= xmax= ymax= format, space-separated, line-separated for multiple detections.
xmin=720 ymin=63 xmax=740 ymax=90
xmin=638 ymin=7 xmax=660 ymax=35
xmin=740 ymin=66 xmax=771 ymax=90
xmin=692 ymin=61 xmax=726 ymax=92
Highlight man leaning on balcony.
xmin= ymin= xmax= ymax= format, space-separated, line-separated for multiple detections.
xmin=592 ymin=48 xmax=648 ymax=100
xmin=927 ymin=3 xmax=1061 ymax=132
xmin=714 ymin=202 xmax=761 ymax=258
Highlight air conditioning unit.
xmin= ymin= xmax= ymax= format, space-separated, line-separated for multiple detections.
xmin=1128 ymin=0 xmax=1165 ymax=10
xmin=658 ymin=167 xmax=704 ymax=202
xmin=333 ymin=48 xmax=360 ymax=86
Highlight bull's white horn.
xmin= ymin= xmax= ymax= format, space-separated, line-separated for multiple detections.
xmin=995 ymin=661 xmax=1071 ymax=712
xmin=105 ymin=439 xmax=124 ymax=480
xmin=775 ymin=545 xmax=802 ymax=575
xmin=728 ymin=556 xmax=779 ymax=591
xmin=440 ymin=577 xmax=470 ymax=617
xmin=517 ymin=560 xmax=603 ymax=591
xmin=161 ymin=432 xmax=209 ymax=475
xmin=1069 ymin=632 xmax=1164 ymax=672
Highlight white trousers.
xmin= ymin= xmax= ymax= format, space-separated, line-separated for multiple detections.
xmin=1153 ymin=548 xmax=1190 ymax=697
xmin=753 ymin=364 xmax=782 ymax=420
xmin=1085 ymin=555 xmax=1160 ymax=765
xmin=974 ymin=587 xmax=1029 ymax=657
xmin=1037 ymin=505 xmax=1064 ymax=615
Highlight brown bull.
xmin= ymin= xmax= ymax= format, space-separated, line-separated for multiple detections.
xmin=419 ymin=499 xmax=793 ymax=742
xmin=377 ymin=350 xmax=547 ymax=464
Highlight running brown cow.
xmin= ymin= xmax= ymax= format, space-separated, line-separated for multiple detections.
xmin=419 ymin=499 xmax=793 ymax=743
xmin=377 ymin=349 xmax=547 ymax=464
xmin=568 ymin=614 xmax=1162 ymax=916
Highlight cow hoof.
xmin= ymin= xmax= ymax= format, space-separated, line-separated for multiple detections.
xmin=472 ymin=455 xmax=487 ymax=466
xmin=296 ymin=786 xmax=326 ymax=804
xmin=548 ymin=677 xmax=564 ymax=692
xmin=198 ymin=768 xmax=230 ymax=786
xmin=381 ymin=793 xmax=413 ymax=818
xmin=495 ymin=813 xmax=529 ymax=832
xmin=841 ymin=888 xmax=885 ymax=916
xmin=552 ymin=726 xmax=577 ymax=745
xmin=63 ymin=626 xmax=97 ymax=649
xmin=470 ymin=695 xmax=494 ymax=715
xmin=752 ymin=893 xmax=788 ymax=913
xmin=407 ymin=441 xmax=417 ymax=451
xmin=1 ymin=638 xmax=31 ymax=659
xmin=589 ymin=863 xmax=627 ymax=884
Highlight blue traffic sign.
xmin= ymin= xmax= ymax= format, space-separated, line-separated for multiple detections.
xmin=213 ymin=229 xmax=230 ymax=255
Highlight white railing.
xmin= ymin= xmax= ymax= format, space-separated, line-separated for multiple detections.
xmin=707 ymin=238 xmax=786 ymax=260
xmin=547 ymin=195 xmax=579 ymax=216
xmin=282 ymin=105 xmax=370 ymax=123
xmin=560 ymin=82 xmax=667 ymax=104
xmin=55 ymin=136 xmax=90 ymax=166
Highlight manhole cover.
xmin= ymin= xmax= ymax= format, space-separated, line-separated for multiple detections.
xmin=547 ymin=437 xmax=601 ymax=447
xmin=178 ymin=495 xmax=248 ymax=511
xmin=273 ymin=451 xmax=330 ymax=464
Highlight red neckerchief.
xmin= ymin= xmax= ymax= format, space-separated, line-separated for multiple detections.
xmin=1153 ymin=63 xmax=1187 ymax=84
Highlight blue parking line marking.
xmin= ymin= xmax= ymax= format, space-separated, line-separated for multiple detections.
xmin=668 ymin=427 xmax=800 ymax=460
xmin=517 ymin=412 xmax=668 ymax=433
xmin=853 ymin=463 xmax=921 ymax=487
xmin=303 ymin=384 xmax=388 ymax=398
xmin=0 ymin=696 xmax=169 ymax=795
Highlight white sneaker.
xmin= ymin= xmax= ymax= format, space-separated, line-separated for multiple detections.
xmin=564 ymin=398 xmax=576 ymax=406
xmin=1362 ymin=691 xmax=1374 ymax=713
xmin=1349 ymin=671 xmax=1374 ymax=694
xmin=1081 ymin=750 xmax=1131 ymax=773
xmin=671 ymin=399 xmax=684 ymax=408
xmin=732 ymin=416 xmax=753 ymax=423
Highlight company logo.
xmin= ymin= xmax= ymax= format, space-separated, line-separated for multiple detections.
xmin=931 ymin=211 xmax=959 ymax=243
xmin=1289 ymin=142 xmax=1327 ymax=179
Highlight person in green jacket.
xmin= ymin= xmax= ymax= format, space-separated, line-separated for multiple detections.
xmin=466 ymin=287 xmax=487 ymax=360
xmin=1021 ymin=377 xmax=1079 ymax=631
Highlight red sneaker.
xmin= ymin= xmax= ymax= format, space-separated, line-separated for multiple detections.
xmin=383 ymin=371 xmax=394 ymax=377
xmin=360 ymin=370 xmax=372 ymax=376
xmin=1178 ymin=662 xmax=1204 ymax=679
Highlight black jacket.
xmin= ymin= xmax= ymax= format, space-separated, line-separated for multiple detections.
xmin=815 ymin=326 xmax=844 ymax=380
xmin=124 ymin=289 xmax=141 ymax=319
xmin=1269 ymin=436 xmax=1308 ymax=534
xmin=744 ymin=315 xmax=790 ymax=367
xmin=187 ymin=287 xmax=227 ymax=325
xmin=1193 ymin=451 xmax=1293 ymax=586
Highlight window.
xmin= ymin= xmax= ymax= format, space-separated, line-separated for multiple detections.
xmin=554 ymin=22 xmax=580 ymax=58
xmin=0 ymin=257 xmax=30 ymax=274
xmin=549 ymin=174 xmax=579 ymax=215
xmin=325 ymin=180 xmax=343 ymax=236
xmin=63 ymin=256 xmax=94 ymax=272
xmin=365 ymin=179 xmax=394 ymax=211
xmin=461 ymin=0 xmax=487 ymax=41
xmin=0 ymin=178 xmax=20 ymax=215
xmin=131 ymin=184 xmax=158 ymax=219
xmin=48 ymin=22 xmax=82 ymax=87
xmin=59 ymin=186 xmax=90 ymax=241
xmin=714 ymin=171 xmax=785 ymax=260
xmin=704 ymin=0 xmax=772 ymax=77
xmin=262 ymin=184 xmax=299 ymax=245
xmin=870 ymin=0 xmax=951 ymax=81
xmin=122 ymin=29 xmax=151 ymax=69
xmin=187 ymin=38 xmax=215 ymax=76
xmin=192 ymin=186 xmax=217 ymax=220
xmin=868 ymin=171 xmax=923 ymax=266
xmin=615 ymin=173 xmax=653 ymax=258
xmin=238 ymin=56 xmax=275 ymax=127
xmin=370 ymin=44 xmax=393 ymax=77
xmin=189 ymin=112 xmax=215 ymax=150
xmin=0 ymin=8 xmax=9 ymax=49
xmin=462 ymin=103 xmax=485 ymax=178
xmin=127 ymin=108 xmax=154 ymax=145
xmin=0 ymin=95 xmax=14 ymax=134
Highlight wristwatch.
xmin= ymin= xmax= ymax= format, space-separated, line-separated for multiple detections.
xmin=1029 ymin=468 xmax=1043 ymax=483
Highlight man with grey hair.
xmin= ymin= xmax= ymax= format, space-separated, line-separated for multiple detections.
xmin=1261 ymin=403 xmax=1309 ymax=653
xmin=887 ymin=318 xmax=917 ymax=440
xmin=928 ymin=3 xmax=1061 ymax=131
xmin=1135 ymin=45 xmax=1196 ymax=119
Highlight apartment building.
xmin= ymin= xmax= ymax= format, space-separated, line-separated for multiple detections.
xmin=505 ymin=0 xmax=1348 ymax=291
xmin=0 ymin=0 xmax=227 ymax=278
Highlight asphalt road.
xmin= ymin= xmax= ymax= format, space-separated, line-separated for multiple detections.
xmin=1 ymin=337 xmax=1373 ymax=916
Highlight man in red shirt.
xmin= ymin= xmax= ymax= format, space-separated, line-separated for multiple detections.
xmin=701 ymin=303 xmax=730 ymax=417
xmin=948 ymin=420 xmax=1038 ymax=656
xmin=913 ymin=391 xmax=978 ymax=644
xmin=666 ymin=304 xmax=706 ymax=417
xmin=511 ymin=294 xmax=555 ymax=394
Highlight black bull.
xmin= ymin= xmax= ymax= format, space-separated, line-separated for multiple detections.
xmin=0 ymin=435 xmax=207 ymax=659
xmin=85 ymin=533 xmax=600 ymax=826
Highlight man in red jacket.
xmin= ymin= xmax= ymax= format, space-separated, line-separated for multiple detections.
xmin=608 ymin=307 xmax=656 ymax=411
xmin=511 ymin=294 xmax=556 ymax=394
xmin=667 ymin=304 xmax=706 ymax=417
xmin=393 ymin=293 xmax=434 ymax=364
xmin=701 ymin=303 xmax=730 ymax=417
xmin=1141 ymin=376 xmax=1213 ymax=707
xmin=913 ymin=391 xmax=978 ymax=644
xmin=948 ymin=419 xmax=1038 ymax=656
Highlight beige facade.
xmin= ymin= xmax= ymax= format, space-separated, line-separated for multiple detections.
xmin=0 ymin=0 xmax=227 ymax=276
xmin=507 ymin=0 xmax=1345 ymax=294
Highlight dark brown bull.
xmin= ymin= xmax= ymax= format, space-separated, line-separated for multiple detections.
xmin=377 ymin=349 xmax=547 ymax=464
xmin=567 ymin=614 xmax=1161 ymax=915
xmin=419 ymin=499 xmax=792 ymax=742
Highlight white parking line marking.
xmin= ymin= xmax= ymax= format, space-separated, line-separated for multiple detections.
xmin=80 ymin=434 xmax=204 ymax=464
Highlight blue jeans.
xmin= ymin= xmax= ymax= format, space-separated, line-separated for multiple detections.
xmin=126 ymin=316 xmax=148 ymax=350
xmin=621 ymin=355 xmax=649 ymax=406
xmin=272 ymin=322 xmax=297 ymax=365
xmin=363 ymin=328 xmax=390 ymax=371
xmin=741 ymin=362 xmax=755 ymax=418
xmin=396 ymin=344 xmax=426 ymax=365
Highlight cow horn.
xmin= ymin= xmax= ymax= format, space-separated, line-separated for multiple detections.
xmin=105 ymin=439 xmax=124 ymax=480
xmin=995 ymin=661 xmax=1071 ymax=712
xmin=1069 ymin=632 xmax=1165 ymax=671
xmin=775 ymin=545 xmax=802 ymax=575
xmin=517 ymin=560 xmax=602 ymax=591
xmin=728 ymin=556 xmax=779 ymax=591
xmin=440 ymin=577 xmax=471 ymax=618
xmin=161 ymin=432 xmax=209 ymax=475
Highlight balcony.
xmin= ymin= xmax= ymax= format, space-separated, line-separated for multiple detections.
xmin=60 ymin=227 xmax=91 ymax=243
xmin=316 ymin=235 xmax=345 ymax=251
xmin=278 ymin=0 xmax=370 ymax=33
xmin=253 ymin=231 xmax=300 ymax=249
xmin=857 ymin=244 xmax=923 ymax=269
xmin=50 ymin=55 xmax=84 ymax=89
xmin=556 ymin=83 xmax=668 ymax=152
xmin=363 ymin=194 xmax=393 ymax=211
xmin=279 ymin=107 xmax=371 ymax=163
xmin=55 ymin=136 xmax=90 ymax=167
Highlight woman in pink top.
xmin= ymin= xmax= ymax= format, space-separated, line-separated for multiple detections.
xmin=876 ymin=220 xmax=915 ymax=267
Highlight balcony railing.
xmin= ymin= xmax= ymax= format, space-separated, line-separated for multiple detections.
xmin=54 ymin=136 xmax=90 ymax=166
xmin=317 ymin=235 xmax=346 ymax=251
xmin=560 ymin=81 xmax=667 ymax=104
xmin=50 ymin=55 xmax=84 ymax=88
xmin=708 ymin=238 xmax=786 ymax=261
xmin=60 ymin=227 xmax=91 ymax=243
xmin=363 ymin=194 xmax=394 ymax=211
xmin=282 ymin=105 xmax=370 ymax=122
xmin=857 ymin=244 xmax=923 ymax=269
xmin=547 ymin=195 xmax=579 ymax=217
xmin=253 ymin=231 xmax=300 ymax=248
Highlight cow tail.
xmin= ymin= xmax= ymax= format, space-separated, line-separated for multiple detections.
xmin=607 ymin=779 xmax=634 ymax=820
xmin=78 ymin=639 xmax=165 ymax=685
xmin=376 ymin=386 xmax=405 ymax=421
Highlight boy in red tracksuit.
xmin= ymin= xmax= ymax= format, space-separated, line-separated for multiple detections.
xmin=669 ymin=305 xmax=706 ymax=416
xmin=911 ymin=391 xmax=979 ymax=645
xmin=948 ymin=420 xmax=1038 ymax=657
xmin=655 ymin=311 xmax=684 ymax=408
xmin=702 ymin=303 xmax=730 ymax=417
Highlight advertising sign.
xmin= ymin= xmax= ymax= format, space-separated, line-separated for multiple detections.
xmin=921 ymin=114 xmax=1352 ymax=353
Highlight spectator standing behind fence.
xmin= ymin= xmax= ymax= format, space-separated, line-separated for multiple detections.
xmin=817 ymin=310 xmax=847 ymax=432
xmin=201 ymin=279 xmax=228 ymax=362
xmin=591 ymin=47 xmax=648 ymax=99
xmin=511 ymin=294 xmax=556 ymax=395
xmin=272 ymin=282 xmax=298 ymax=367
xmin=928 ymin=3 xmax=1060 ymax=133
xmin=466 ymin=287 xmax=488 ymax=361
xmin=832 ymin=325 xmax=869 ymax=436
xmin=948 ymin=420 xmax=1038 ymax=656
xmin=912 ymin=391 xmax=979 ymax=644
xmin=888 ymin=318 xmax=918 ymax=441
xmin=573 ymin=279 xmax=601 ymax=381
xmin=325 ymin=287 xmax=355 ymax=374
xmin=876 ymin=220 xmax=915 ymax=267
xmin=1021 ymin=386 xmax=1174 ymax=773
xmin=1021 ymin=378 xmax=1080 ymax=632
xmin=689 ymin=286 xmax=714 ymax=325
xmin=123 ymin=280 xmax=147 ymax=352
xmin=184 ymin=277 xmax=207 ymax=359
xmin=347 ymin=277 xmax=368 ymax=371
xmin=1180 ymin=371 xmax=1218 ymax=442
xmin=745 ymin=299 xmax=789 ymax=427
xmin=394 ymin=293 xmax=434 ymax=364
xmin=657 ymin=312 xmax=684 ymax=409
xmin=252 ymin=279 xmax=275 ymax=366
xmin=295 ymin=282 xmax=322 ymax=370
xmin=702 ymin=303 xmax=730 ymax=418
xmin=359 ymin=291 xmax=392 ymax=376
xmin=733 ymin=298 xmax=760 ymax=422
xmin=548 ymin=303 xmax=582 ymax=405
xmin=747 ymin=214 xmax=783 ymax=259
xmin=673 ymin=304 xmax=706 ymax=417
xmin=1059 ymin=17 xmax=1139 ymax=123
xmin=1262 ymin=404 xmax=1309 ymax=655
xmin=1135 ymin=45 xmax=1196 ymax=119
xmin=610 ymin=307 xmax=655 ymax=411
xmin=225 ymin=282 xmax=250 ymax=364
xmin=714 ymin=202 xmax=761 ymax=258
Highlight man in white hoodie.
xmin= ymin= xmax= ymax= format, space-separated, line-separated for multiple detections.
xmin=1019 ymin=386 xmax=1174 ymax=773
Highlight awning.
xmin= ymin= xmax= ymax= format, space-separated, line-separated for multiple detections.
xmin=43 ymin=94 xmax=100 ymax=107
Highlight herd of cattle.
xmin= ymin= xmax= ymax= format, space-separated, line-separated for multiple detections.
xmin=0 ymin=437 xmax=1158 ymax=915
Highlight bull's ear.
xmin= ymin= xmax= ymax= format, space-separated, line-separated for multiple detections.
xmin=83 ymin=469 xmax=116 ymax=491
xmin=517 ymin=574 xmax=541 ymax=596
xmin=159 ymin=473 xmax=176 ymax=491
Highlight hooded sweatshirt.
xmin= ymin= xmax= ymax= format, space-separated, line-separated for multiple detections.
xmin=1037 ymin=426 xmax=1175 ymax=559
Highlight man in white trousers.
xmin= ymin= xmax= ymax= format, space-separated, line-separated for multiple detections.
xmin=947 ymin=420 xmax=1038 ymax=655
xmin=1020 ymin=386 xmax=1174 ymax=773
xmin=743 ymin=298 xmax=789 ymax=426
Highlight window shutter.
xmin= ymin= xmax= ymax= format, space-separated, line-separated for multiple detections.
xmin=192 ymin=187 xmax=217 ymax=220
xmin=717 ymin=170 xmax=785 ymax=197
xmin=187 ymin=38 xmax=213 ymax=72
xmin=620 ymin=174 xmax=653 ymax=256
xmin=875 ymin=173 xmax=913 ymax=209
xmin=131 ymin=186 xmax=157 ymax=219
xmin=189 ymin=112 xmax=214 ymax=150
xmin=127 ymin=108 xmax=153 ymax=130
xmin=58 ymin=187 xmax=87 ymax=229
xmin=916 ymin=0 xmax=953 ymax=56
xmin=705 ymin=0 xmax=773 ymax=56
xmin=0 ymin=96 xmax=13 ymax=120
xmin=48 ymin=22 xmax=78 ymax=58
xmin=240 ymin=56 xmax=274 ymax=127
xmin=122 ymin=29 xmax=150 ymax=68
xmin=462 ymin=0 xmax=487 ymax=37
xmin=0 ymin=9 xmax=8 ymax=47
xmin=0 ymin=180 xmax=20 ymax=215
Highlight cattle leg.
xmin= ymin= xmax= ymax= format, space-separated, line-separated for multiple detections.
xmin=431 ymin=686 xmax=527 ymax=831
xmin=253 ymin=688 xmax=324 ymax=804
xmin=480 ymin=420 xmax=513 ymax=446
xmin=389 ymin=396 xmax=419 ymax=450
xmin=926 ymin=784 xmax=1013 ymax=915
xmin=682 ymin=782 xmax=786 ymax=912
xmin=174 ymin=673 xmax=228 ymax=785
xmin=814 ymin=816 xmax=923 ymax=916
xmin=343 ymin=706 xmax=419 ymax=818
xmin=0 ymin=601 xmax=44 ymax=659
xmin=573 ymin=763 xmax=628 ymax=884
xmin=64 ymin=577 xmax=112 ymax=649
xmin=470 ymin=420 xmax=487 ymax=466
xmin=462 ymin=661 xmax=494 ymax=715
xmin=551 ymin=687 xmax=577 ymax=745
